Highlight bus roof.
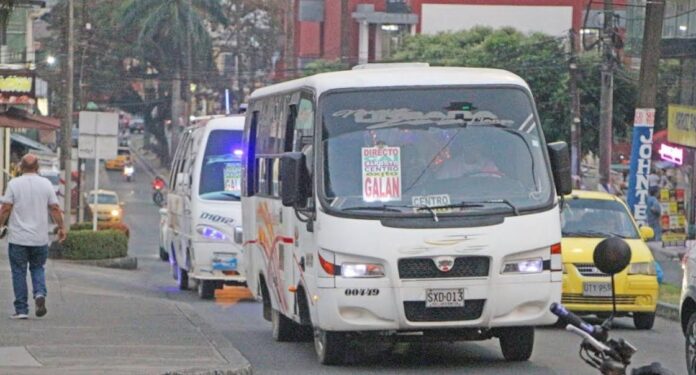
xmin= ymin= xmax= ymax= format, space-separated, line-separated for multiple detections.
xmin=250 ymin=66 xmax=530 ymax=99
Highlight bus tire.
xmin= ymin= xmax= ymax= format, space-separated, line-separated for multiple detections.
xmin=272 ymin=309 xmax=296 ymax=342
xmin=177 ymin=267 xmax=189 ymax=290
xmin=498 ymin=326 xmax=534 ymax=362
xmin=314 ymin=329 xmax=346 ymax=365
xmin=198 ymin=280 xmax=216 ymax=300
xmin=159 ymin=247 xmax=169 ymax=262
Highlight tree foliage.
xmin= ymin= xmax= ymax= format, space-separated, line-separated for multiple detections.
xmin=389 ymin=27 xmax=643 ymax=155
xmin=302 ymin=59 xmax=349 ymax=76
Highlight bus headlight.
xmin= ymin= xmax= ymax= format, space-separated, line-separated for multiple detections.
xmin=196 ymin=225 xmax=227 ymax=241
xmin=111 ymin=209 xmax=120 ymax=217
xmin=502 ymin=258 xmax=543 ymax=274
xmin=341 ymin=263 xmax=385 ymax=278
xmin=629 ymin=262 xmax=656 ymax=276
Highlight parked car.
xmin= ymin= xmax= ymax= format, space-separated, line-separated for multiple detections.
xmin=105 ymin=147 xmax=131 ymax=170
xmin=561 ymin=190 xmax=658 ymax=329
xmin=86 ymin=189 xmax=123 ymax=223
xmin=129 ymin=118 xmax=144 ymax=133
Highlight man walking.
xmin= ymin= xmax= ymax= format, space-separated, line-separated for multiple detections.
xmin=0 ymin=154 xmax=66 ymax=319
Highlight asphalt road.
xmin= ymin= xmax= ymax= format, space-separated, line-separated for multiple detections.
xmin=86 ymin=154 xmax=687 ymax=375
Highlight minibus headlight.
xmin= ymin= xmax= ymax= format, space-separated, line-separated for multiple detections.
xmin=501 ymin=258 xmax=543 ymax=274
xmin=628 ymin=262 xmax=656 ymax=276
xmin=341 ymin=263 xmax=385 ymax=278
xmin=111 ymin=209 xmax=120 ymax=217
xmin=196 ymin=226 xmax=227 ymax=241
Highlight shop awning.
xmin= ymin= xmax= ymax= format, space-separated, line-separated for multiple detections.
xmin=0 ymin=107 xmax=59 ymax=131
xmin=10 ymin=133 xmax=54 ymax=153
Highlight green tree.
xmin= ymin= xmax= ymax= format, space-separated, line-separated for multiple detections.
xmin=121 ymin=0 xmax=228 ymax=157
xmin=390 ymin=27 xmax=642 ymax=156
xmin=302 ymin=59 xmax=349 ymax=76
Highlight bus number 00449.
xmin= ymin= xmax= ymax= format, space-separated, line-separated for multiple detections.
xmin=344 ymin=288 xmax=380 ymax=296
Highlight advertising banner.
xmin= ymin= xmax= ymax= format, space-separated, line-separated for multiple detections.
xmin=627 ymin=108 xmax=655 ymax=226
xmin=660 ymin=188 xmax=687 ymax=247
xmin=668 ymin=104 xmax=696 ymax=148
xmin=0 ymin=70 xmax=36 ymax=105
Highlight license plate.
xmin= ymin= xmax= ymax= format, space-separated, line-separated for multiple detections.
xmin=212 ymin=253 xmax=238 ymax=271
xmin=425 ymin=288 xmax=465 ymax=308
xmin=583 ymin=282 xmax=612 ymax=297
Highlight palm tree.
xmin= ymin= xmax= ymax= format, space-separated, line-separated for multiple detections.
xmin=121 ymin=0 xmax=228 ymax=157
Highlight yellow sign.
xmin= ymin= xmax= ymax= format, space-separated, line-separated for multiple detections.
xmin=0 ymin=75 xmax=32 ymax=93
xmin=668 ymin=104 xmax=696 ymax=147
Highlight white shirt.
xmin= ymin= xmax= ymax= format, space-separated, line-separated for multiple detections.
xmin=3 ymin=173 xmax=59 ymax=246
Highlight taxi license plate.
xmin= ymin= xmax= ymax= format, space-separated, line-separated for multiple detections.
xmin=583 ymin=282 xmax=612 ymax=297
xmin=425 ymin=288 xmax=465 ymax=308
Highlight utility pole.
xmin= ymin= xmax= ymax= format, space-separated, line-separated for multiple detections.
xmin=61 ymin=0 xmax=74 ymax=230
xmin=637 ymin=1 xmax=665 ymax=109
xmin=599 ymin=0 xmax=615 ymax=189
xmin=568 ymin=29 xmax=582 ymax=180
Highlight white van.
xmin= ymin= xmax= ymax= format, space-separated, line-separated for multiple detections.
xmin=167 ymin=115 xmax=246 ymax=299
xmin=239 ymin=64 xmax=572 ymax=364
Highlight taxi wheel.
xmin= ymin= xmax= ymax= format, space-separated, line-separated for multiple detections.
xmin=314 ymin=329 xmax=346 ymax=365
xmin=633 ymin=312 xmax=655 ymax=330
xmin=198 ymin=280 xmax=215 ymax=300
xmin=272 ymin=309 xmax=296 ymax=342
xmin=498 ymin=327 xmax=534 ymax=362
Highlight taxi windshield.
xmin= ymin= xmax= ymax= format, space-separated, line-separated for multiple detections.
xmin=320 ymin=87 xmax=552 ymax=217
xmin=561 ymin=198 xmax=640 ymax=239
xmin=89 ymin=193 xmax=118 ymax=205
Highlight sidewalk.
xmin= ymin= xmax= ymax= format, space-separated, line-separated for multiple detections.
xmin=0 ymin=244 xmax=251 ymax=374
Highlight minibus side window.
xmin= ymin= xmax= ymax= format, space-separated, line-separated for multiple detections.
xmin=243 ymin=111 xmax=258 ymax=197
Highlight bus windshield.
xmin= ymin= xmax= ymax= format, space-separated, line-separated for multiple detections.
xmin=320 ymin=87 xmax=553 ymax=217
xmin=199 ymin=129 xmax=244 ymax=201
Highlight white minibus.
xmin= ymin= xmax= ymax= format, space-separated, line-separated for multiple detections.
xmin=167 ymin=115 xmax=246 ymax=299
xmin=238 ymin=64 xmax=572 ymax=364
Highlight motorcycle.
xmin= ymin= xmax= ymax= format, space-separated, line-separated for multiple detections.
xmin=152 ymin=177 xmax=165 ymax=207
xmin=551 ymin=237 xmax=674 ymax=375
xmin=123 ymin=165 xmax=135 ymax=182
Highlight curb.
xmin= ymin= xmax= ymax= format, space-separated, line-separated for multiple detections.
xmin=163 ymin=303 xmax=253 ymax=375
xmin=59 ymin=256 xmax=138 ymax=270
xmin=656 ymin=301 xmax=680 ymax=322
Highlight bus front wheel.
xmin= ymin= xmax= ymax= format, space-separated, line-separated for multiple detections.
xmin=314 ymin=329 xmax=346 ymax=365
xmin=498 ymin=326 xmax=534 ymax=362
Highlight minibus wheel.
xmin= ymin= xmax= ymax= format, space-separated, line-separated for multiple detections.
xmin=498 ymin=326 xmax=534 ymax=361
xmin=177 ymin=267 xmax=189 ymax=290
xmin=314 ymin=329 xmax=346 ymax=365
xmin=198 ymin=280 xmax=216 ymax=300
xmin=272 ymin=309 xmax=296 ymax=342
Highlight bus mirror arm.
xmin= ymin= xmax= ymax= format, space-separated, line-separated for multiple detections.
xmin=547 ymin=141 xmax=573 ymax=196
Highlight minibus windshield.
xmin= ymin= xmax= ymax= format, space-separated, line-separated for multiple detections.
xmin=321 ymin=87 xmax=553 ymax=217
xmin=199 ymin=130 xmax=244 ymax=201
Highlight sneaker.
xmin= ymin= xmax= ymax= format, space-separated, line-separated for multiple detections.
xmin=35 ymin=296 xmax=47 ymax=318
xmin=10 ymin=313 xmax=28 ymax=320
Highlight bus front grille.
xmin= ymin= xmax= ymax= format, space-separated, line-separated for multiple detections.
xmin=398 ymin=256 xmax=490 ymax=279
xmin=403 ymin=300 xmax=486 ymax=322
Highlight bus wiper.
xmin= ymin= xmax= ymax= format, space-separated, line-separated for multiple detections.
xmin=344 ymin=204 xmax=441 ymax=222
xmin=414 ymin=204 xmax=440 ymax=222
xmin=425 ymin=199 xmax=519 ymax=216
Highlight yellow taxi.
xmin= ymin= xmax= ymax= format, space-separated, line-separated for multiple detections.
xmin=86 ymin=189 xmax=123 ymax=222
xmin=561 ymin=190 xmax=658 ymax=329
xmin=105 ymin=147 xmax=131 ymax=170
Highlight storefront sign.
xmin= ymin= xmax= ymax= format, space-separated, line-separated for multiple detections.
xmin=658 ymin=144 xmax=684 ymax=165
xmin=627 ymin=108 xmax=655 ymax=226
xmin=0 ymin=70 xmax=36 ymax=105
xmin=668 ymin=104 xmax=696 ymax=148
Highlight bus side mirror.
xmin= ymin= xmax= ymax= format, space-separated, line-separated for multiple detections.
xmin=280 ymin=152 xmax=310 ymax=208
xmin=547 ymin=141 xmax=572 ymax=196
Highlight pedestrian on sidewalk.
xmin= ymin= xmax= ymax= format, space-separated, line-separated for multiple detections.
xmin=0 ymin=154 xmax=66 ymax=320
xmin=647 ymin=186 xmax=662 ymax=242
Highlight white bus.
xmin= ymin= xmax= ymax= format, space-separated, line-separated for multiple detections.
xmin=238 ymin=64 xmax=572 ymax=364
xmin=167 ymin=115 xmax=246 ymax=299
